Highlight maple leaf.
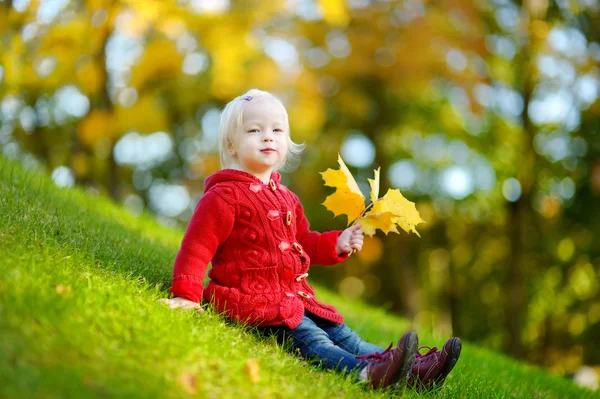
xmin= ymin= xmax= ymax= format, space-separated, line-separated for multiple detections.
xmin=361 ymin=211 xmax=399 ymax=236
xmin=320 ymin=155 xmax=424 ymax=237
xmin=372 ymin=189 xmax=425 ymax=237
xmin=320 ymin=154 xmax=365 ymax=224
xmin=368 ymin=167 xmax=380 ymax=203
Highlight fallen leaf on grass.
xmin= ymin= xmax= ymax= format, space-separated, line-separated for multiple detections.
xmin=177 ymin=371 xmax=198 ymax=394
xmin=244 ymin=358 xmax=261 ymax=384
xmin=55 ymin=284 xmax=72 ymax=296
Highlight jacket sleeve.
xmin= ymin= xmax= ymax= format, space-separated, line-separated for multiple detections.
xmin=170 ymin=188 xmax=235 ymax=302
xmin=293 ymin=193 xmax=349 ymax=266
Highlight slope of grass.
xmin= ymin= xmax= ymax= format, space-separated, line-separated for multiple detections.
xmin=0 ymin=156 xmax=596 ymax=399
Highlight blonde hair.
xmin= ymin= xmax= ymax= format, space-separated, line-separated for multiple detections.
xmin=218 ymin=88 xmax=305 ymax=171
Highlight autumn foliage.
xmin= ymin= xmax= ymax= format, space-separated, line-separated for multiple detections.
xmin=321 ymin=154 xmax=424 ymax=236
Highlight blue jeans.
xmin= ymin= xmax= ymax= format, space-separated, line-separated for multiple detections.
xmin=260 ymin=311 xmax=384 ymax=373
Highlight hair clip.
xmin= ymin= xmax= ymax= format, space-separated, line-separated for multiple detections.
xmin=242 ymin=95 xmax=252 ymax=101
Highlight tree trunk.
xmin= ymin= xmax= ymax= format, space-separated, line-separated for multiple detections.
xmin=506 ymin=18 xmax=537 ymax=359
xmin=93 ymin=1 xmax=119 ymax=200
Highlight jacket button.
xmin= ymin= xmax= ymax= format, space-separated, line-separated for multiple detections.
xmin=298 ymin=291 xmax=311 ymax=299
xmin=267 ymin=210 xmax=280 ymax=220
xmin=286 ymin=211 xmax=292 ymax=226
xmin=269 ymin=179 xmax=277 ymax=192
xmin=293 ymin=242 xmax=303 ymax=253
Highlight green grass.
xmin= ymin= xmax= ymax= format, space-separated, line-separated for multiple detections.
xmin=0 ymin=156 xmax=597 ymax=399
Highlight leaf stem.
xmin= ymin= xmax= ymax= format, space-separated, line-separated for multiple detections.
xmin=350 ymin=198 xmax=383 ymax=225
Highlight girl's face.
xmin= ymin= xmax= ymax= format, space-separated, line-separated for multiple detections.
xmin=227 ymin=97 xmax=289 ymax=182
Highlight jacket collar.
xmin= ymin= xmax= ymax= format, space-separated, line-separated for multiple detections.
xmin=204 ymin=169 xmax=281 ymax=193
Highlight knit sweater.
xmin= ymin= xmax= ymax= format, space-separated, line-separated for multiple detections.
xmin=170 ymin=169 xmax=348 ymax=329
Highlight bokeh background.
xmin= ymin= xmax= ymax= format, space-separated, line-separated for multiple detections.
xmin=1 ymin=0 xmax=599 ymax=381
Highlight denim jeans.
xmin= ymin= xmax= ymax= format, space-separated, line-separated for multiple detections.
xmin=260 ymin=311 xmax=384 ymax=373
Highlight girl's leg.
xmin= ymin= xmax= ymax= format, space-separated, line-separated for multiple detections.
xmin=307 ymin=311 xmax=385 ymax=356
xmin=260 ymin=312 xmax=364 ymax=373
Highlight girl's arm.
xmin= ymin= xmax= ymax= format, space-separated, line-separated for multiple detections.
xmin=293 ymin=195 xmax=349 ymax=266
xmin=170 ymin=188 xmax=235 ymax=302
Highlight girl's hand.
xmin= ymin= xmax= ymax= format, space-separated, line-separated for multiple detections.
xmin=158 ymin=296 xmax=205 ymax=312
xmin=336 ymin=224 xmax=364 ymax=255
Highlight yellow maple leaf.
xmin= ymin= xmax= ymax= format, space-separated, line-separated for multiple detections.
xmin=372 ymin=189 xmax=425 ymax=237
xmin=322 ymin=188 xmax=364 ymax=224
xmin=336 ymin=153 xmax=362 ymax=197
xmin=320 ymin=156 xmax=424 ymax=237
xmin=360 ymin=211 xmax=399 ymax=236
xmin=368 ymin=167 xmax=380 ymax=203
xmin=320 ymin=154 xmax=365 ymax=225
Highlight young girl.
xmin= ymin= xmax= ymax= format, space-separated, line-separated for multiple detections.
xmin=161 ymin=89 xmax=461 ymax=390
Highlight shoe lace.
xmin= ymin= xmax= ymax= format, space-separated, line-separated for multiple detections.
xmin=355 ymin=343 xmax=393 ymax=364
xmin=416 ymin=346 xmax=439 ymax=360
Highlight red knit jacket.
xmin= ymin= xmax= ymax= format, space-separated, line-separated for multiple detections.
xmin=170 ymin=169 xmax=348 ymax=329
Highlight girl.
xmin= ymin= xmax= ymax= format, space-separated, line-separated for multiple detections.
xmin=161 ymin=89 xmax=461 ymax=390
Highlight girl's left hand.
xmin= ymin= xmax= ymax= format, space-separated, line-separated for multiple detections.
xmin=158 ymin=296 xmax=205 ymax=311
xmin=336 ymin=224 xmax=364 ymax=255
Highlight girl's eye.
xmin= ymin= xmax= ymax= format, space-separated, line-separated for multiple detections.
xmin=248 ymin=129 xmax=259 ymax=133
xmin=274 ymin=129 xmax=283 ymax=133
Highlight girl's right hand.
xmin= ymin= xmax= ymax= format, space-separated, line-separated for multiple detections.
xmin=158 ymin=296 xmax=205 ymax=311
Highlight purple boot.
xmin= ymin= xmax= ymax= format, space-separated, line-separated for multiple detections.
xmin=409 ymin=337 xmax=462 ymax=391
xmin=357 ymin=332 xmax=418 ymax=389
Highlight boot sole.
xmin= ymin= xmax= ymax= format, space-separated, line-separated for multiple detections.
xmin=394 ymin=332 xmax=418 ymax=388
xmin=433 ymin=337 xmax=462 ymax=387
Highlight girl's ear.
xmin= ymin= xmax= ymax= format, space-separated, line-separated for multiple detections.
xmin=226 ymin=138 xmax=236 ymax=156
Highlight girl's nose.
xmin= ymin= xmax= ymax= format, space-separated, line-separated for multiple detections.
xmin=262 ymin=137 xmax=273 ymax=142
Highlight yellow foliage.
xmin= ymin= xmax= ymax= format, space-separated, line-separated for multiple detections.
xmin=248 ymin=58 xmax=280 ymax=92
xmin=130 ymin=40 xmax=184 ymax=90
xmin=39 ymin=18 xmax=88 ymax=54
xmin=251 ymin=1 xmax=289 ymax=23
xmin=489 ymin=57 xmax=515 ymax=86
xmin=288 ymin=96 xmax=326 ymax=142
xmin=319 ymin=0 xmax=350 ymax=27
xmin=78 ymin=110 xmax=116 ymax=148
xmin=2 ymin=36 xmax=24 ymax=90
xmin=440 ymin=103 xmax=464 ymax=132
xmin=130 ymin=0 xmax=162 ymax=24
xmin=117 ymin=10 xmax=150 ymax=38
xmin=201 ymin=17 xmax=256 ymax=99
xmin=159 ymin=17 xmax=187 ymax=39
xmin=288 ymin=71 xmax=326 ymax=141
xmin=86 ymin=0 xmax=110 ymax=11
xmin=115 ymin=95 xmax=169 ymax=134
xmin=76 ymin=59 xmax=104 ymax=95
xmin=321 ymin=155 xmax=424 ymax=236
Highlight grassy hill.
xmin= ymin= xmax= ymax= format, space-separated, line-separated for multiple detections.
xmin=0 ymin=156 xmax=597 ymax=399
